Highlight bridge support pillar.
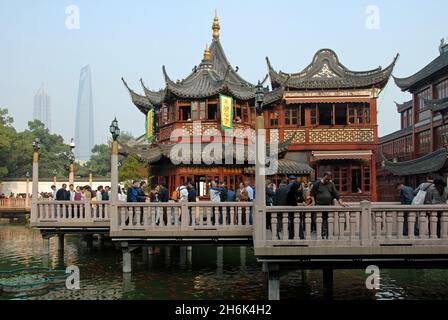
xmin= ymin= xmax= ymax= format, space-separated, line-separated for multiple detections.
xmin=217 ymin=246 xmax=223 ymax=276
xmin=267 ymin=263 xmax=280 ymax=300
xmin=240 ymin=246 xmax=246 ymax=272
xmin=142 ymin=247 xmax=149 ymax=264
xmin=42 ymin=235 xmax=50 ymax=255
xmin=86 ymin=235 xmax=93 ymax=249
xmin=179 ymin=246 xmax=187 ymax=268
xmin=97 ymin=234 xmax=104 ymax=249
xmin=58 ymin=234 xmax=64 ymax=253
xmin=122 ymin=243 xmax=132 ymax=273
xmin=323 ymin=268 xmax=334 ymax=300
xmin=164 ymin=246 xmax=171 ymax=267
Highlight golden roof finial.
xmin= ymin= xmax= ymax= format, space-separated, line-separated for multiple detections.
xmin=212 ymin=10 xmax=220 ymax=40
xmin=203 ymin=44 xmax=211 ymax=61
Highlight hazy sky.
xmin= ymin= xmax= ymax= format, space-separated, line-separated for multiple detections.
xmin=0 ymin=0 xmax=447 ymax=145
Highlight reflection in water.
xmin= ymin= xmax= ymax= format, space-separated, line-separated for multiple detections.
xmin=2 ymin=221 xmax=448 ymax=300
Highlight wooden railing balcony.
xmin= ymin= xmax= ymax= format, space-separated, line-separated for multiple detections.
xmin=254 ymin=202 xmax=448 ymax=257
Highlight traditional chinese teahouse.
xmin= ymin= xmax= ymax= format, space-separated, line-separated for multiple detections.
xmin=378 ymin=40 xmax=448 ymax=201
xmin=122 ymin=14 xmax=396 ymax=201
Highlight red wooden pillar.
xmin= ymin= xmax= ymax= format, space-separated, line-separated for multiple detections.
xmin=371 ymin=153 xmax=378 ymax=202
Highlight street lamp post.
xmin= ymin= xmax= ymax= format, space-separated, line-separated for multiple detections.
xmin=254 ymin=81 xmax=266 ymax=244
xmin=69 ymin=138 xmax=76 ymax=185
xmin=25 ymin=171 xmax=30 ymax=208
xmin=89 ymin=166 xmax=93 ymax=188
xmin=110 ymin=118 xmax=120 ymax=203
xmin=52 ymin=169 xmax=57 ymax=186
xmin=31 ymin=138 xmax=40 ymax=224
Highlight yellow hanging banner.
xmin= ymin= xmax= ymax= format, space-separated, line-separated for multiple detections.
xmin=219 ymin=94 xmax=234 ymax=130
xmin=146 ymin=109 xmax=154 ymax=141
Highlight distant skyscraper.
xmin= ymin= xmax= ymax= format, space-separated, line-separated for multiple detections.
xmin=33 ymin=84 xmax=52 ymax=132
xmin=75 ymin=65 xmax=94 ymax=161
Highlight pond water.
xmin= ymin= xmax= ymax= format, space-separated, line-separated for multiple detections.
xmin=1 ymin=221 xmax=448 ymax=300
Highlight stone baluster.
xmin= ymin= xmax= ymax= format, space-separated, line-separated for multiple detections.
xmin=44 ymin=204 xmax=49 ymax=220
xmin=429 ymin=211 xmax=438 ymax=239
xmin=408 ymin=212 xmax=416 ymax=239
xmin=441 ymin=211 xmax=448 ymax=239
xmin=386 ymin=212 xmax=394 ymax=239
xmin=271 ymin=213 xmax=278 ymax=240
xmin=350 ymin=212 xmax=357 ymax=240
xmin=143 ymin=207 xmax=148 ymax=227
xmin=230 ymin=207 xmax=235 ymax=226
xmin=245 ymin=208 xmax=250 ymax=226
xmin=294 ymin=213 xmax=300 ymax=240
xmin=167 ymin=207 xmax=173 ymax=226
xmin=74 ymin=203 xmax=78 ymax=220
xmin=333 ymin=211 xmax=339 ymax=239
xmin=282 ymin=213 xmax=289 ymax=241
xmin=375 ymin=211 xmax=383 ymax=240
xmin=397 ymin=211 xmax=404 ymax=239
xmin=238 ymin=207 xmax=242 ymax=226
xmin=316 ymin=212 xmax=322 ymax=240
xmin=339 ymin=213 xmax=346 ymax=240
xmin=151 ymin=207 xmax=156 ymax=227
xmin=56 ymin=204 xmax=61 ymax=220
xmin=305 ymin=212 xmax=311 ymax=240
xmin=328 ymin=212 xmax=334 ymax=240
xmin=120 ymin=207 xmax=126 ymax=227
xmin=419 ymin=211 xmax=428 ymax=239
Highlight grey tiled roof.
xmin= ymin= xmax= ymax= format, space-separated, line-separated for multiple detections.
xmin=383 ymin=148 xmax=448 ymax=176
xmin=118 ymin=134 xmax=295 ymax=165
xmin=425 ymin=97 xmax=448 ymax=113
xmin=123 ymin=39 xmax=284 ymax=110
xmin=378 ymin=125 xmax=413 ymax=144
xmin=244 ymin=159 xmax=314 ymax=175
xmin=394 ymin=51 xmax=448 ymax=92
xmin=267 ymin=49 xmax=398 ymax=90
xmin=396 ymin=100 xmax=413 ymax=113
xmin=121 ymin=78 xmax=153 ymax=113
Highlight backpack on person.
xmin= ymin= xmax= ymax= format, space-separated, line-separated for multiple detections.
xmin=412 ymin=183 xmax=432 ymax=205
xmin=171 ymin=188 xmax=179 ymax=201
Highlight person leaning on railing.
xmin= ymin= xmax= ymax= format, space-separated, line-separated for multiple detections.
xmin=310 ymin=172 xmax=347 ymax=239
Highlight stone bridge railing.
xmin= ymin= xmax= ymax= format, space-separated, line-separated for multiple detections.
xmin=30 ymin=200 xmax=110 ymax=227
xmin=254 ymin=202 xmax=448 ymax=257
xmin=110 ymin=201 xmax=253 ymax=239
xmin=0 ymin=198 xmax=28 ymax=208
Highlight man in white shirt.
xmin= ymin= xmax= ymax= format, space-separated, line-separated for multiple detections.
xmin=244 ymin=181 xmax=254 ymax=225
xmin=69 ymin=184 xmax=76 ymax=201
xmin=51 ymin=185 xmax=57 ymax=200
xmin=96 ymin=186 xmax=103 ymax=201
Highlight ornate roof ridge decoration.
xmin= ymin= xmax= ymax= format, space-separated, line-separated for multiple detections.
xmin=395 ymin=99 xmax=413 ymax=112
xmin=121 ymin=77 xmax=154 ymax=113
xmin=424 ymin=97 xmax=448 ymax=113
xmin=267 ymin=49 xmax=399 ymax=90
xmin=382 ymin=147 xmax=448 ymax=176
xmin=394 ymin=47 xmax=448 ymax=92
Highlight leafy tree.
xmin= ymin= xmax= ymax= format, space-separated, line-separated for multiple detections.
xmin=119 ymin=155 xmax=147 ymax=188
xmin=0 ymin=108 xmax=16 ymax=177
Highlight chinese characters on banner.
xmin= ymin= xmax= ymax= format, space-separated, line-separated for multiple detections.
xmin=220 ymin=94 xmax=234 ymax=130
xmin=146 ymin=109 xmax=154 ymax=141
